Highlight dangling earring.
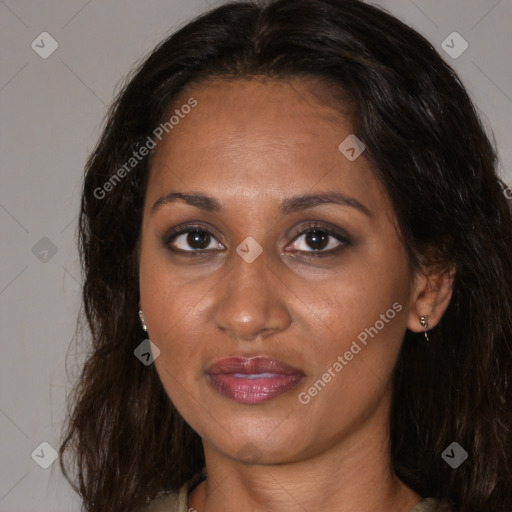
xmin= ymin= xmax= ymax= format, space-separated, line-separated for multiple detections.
xmin=138 ymin=310 xmax=148 ymax=332
xmin=419 ymin=315 xmax=429 ymax=342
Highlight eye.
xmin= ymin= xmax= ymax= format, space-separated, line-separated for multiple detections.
xmin=165 ymin=227 xmax=224 ymax=254
xmin=163 ymin=223 xmax=350 ymax=257
xmin=285 ymin=224 xmax=350 ymax=256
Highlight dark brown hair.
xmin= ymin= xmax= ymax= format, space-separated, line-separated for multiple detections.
xmin=59 ymin=1 xmax=512 ymax=510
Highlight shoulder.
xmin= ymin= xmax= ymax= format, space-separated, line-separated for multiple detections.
xmin=137 ymin=469 xmax=206 ymax=512
xmin=409 ymin=497 xmax=454 ymax=512
xmin=136 ymin=483 xmax=189 ymax=512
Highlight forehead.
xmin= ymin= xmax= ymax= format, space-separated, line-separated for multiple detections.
xmin=145 ymin=78 xmax=389 ymax=215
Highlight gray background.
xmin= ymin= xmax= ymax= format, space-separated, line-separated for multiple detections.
xmin=1 ymin=0 xmax=510 ymax=510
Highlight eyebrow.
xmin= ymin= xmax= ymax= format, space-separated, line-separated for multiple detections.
xmin=150 ymin=191 xmax=372 ymax=217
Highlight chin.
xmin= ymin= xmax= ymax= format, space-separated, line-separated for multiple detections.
xmin=199 ymin=416 xmax=317 ymax=465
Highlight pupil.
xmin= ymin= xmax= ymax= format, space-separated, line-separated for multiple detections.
xmin=306 ymin=230 xmax=328 ymax=250
xmin=187 ymin=230 xmax=210 ymax=249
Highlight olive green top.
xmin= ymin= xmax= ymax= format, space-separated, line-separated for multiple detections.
xmin=140 ymin=476 xmax=453 ymax=511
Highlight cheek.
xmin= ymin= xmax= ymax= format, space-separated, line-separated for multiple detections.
xmin=139 ymin=234 xmax=208 ymax=339
xmin=139 ymin=251 xmax=220 ymax=413
xmin=139 ymin=249 xmax=194 ymax=364
xmin=304 ymin=243 xmax=411 ymax=380
xmin=141 ymin=275 xmax=207 ymax=361
xmin=144 ymin=277 xmax=209 ymax=419
xmin=294 ymin=269 xmax=409 ymax=436
xmin=315 ymin=250 xmax=408 ymax=333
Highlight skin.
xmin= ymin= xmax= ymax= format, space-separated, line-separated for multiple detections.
xmin=138 ymin=78 xmax=454 ymax=512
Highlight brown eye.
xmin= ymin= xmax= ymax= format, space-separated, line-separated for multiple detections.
xmin=304 ymin=229 xmax=330 ymax=250
xmin=186 ymin=229 xmax=211 ymax=249
xmin=286 ymin=224 xmax=351 ymax=256
xmin=167 ymin=228 xmax=224 ymax=253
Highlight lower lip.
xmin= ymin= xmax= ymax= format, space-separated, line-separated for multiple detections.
xmin=208 ymin=373 xmax=304 ymax=404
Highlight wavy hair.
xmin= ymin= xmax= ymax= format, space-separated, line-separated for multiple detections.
xmin=58 ymin=0 xmax=512 ymax=510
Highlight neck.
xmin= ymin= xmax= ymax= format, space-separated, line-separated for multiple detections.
xmin=188 ymin=396 xmax=421 ymax=512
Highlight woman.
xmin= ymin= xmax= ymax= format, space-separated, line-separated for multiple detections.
xmin=58 ymin=1 xmax=512 ymax=511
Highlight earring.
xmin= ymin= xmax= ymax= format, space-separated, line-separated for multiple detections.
xmin=138 ymin=310 xmax=148 ymax=332
xmin=419 ymin=315 xmax=429 ymax=342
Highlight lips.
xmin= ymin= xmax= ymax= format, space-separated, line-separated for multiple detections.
xmin=207 ymin=356 xmax=305 ymax=404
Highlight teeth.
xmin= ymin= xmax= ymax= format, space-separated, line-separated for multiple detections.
xmin=233 ymin=372 xmax=277 ymax=379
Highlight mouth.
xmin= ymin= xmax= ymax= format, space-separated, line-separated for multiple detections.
xmin=207 ymin=356 xmax=305 ymax=404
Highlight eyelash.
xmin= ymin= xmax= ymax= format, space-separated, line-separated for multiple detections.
xmin=162 ymin=222 xmax=351 ymax=258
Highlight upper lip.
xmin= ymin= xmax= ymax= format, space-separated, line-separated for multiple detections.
xmin=207 ymin=356 xmax=304 ymax=376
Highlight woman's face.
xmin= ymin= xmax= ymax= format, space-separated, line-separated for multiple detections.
xmin=139 ymin=78 xmax=417 ymax=465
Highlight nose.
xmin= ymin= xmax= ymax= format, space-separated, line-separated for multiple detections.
xmin=212 ymin=250 xmax=292 ymax=342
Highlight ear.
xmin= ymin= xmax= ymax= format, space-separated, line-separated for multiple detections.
xmin=406 ymin=264 xmax=456 ymax=333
